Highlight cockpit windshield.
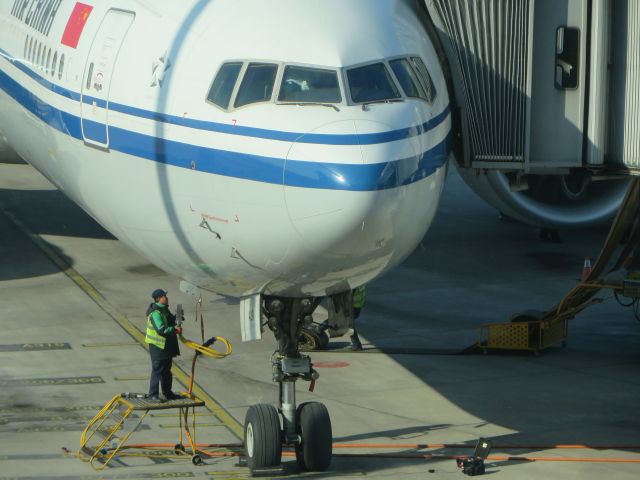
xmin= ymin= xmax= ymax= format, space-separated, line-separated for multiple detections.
xmin=205 ymin=56 xmax=435 ymax=110
xmin=207 ymin=62 xmax=242 ymax=109
xmin=347 ymin=63 xmax=401 ymax=103
xmin=234 ymin=63 xmax=278 ymax=108
xmin=278 ymin=66 xmax=341 ymax=103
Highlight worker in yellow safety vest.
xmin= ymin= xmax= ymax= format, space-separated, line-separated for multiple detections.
xmin=350 ymin=285 xmax=366 ymax=350
xmin=145 ymin=289 xmax=182 ymax=402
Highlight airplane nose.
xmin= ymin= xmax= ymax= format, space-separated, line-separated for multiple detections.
xmin=282 ymin=119 xmax=423 ymax=259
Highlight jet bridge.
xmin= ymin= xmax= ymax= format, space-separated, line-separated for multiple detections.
xmin=420 ymin=0 xmax=640 ymax=227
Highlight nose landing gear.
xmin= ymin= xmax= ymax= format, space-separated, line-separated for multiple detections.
xmin=243 ymin=297 xmax=332 ymax=473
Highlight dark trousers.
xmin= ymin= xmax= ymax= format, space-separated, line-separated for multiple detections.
xmin=351 ymin=307 xmax=362 ymax=345
xmin=149 ymin=358 xmax=173 ymax=396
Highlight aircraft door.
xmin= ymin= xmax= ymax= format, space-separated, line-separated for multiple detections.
xmin=81 ymin=9 xmax=134 ymax=148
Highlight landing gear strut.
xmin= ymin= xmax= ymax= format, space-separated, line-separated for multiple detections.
xmin=243 ymin=297 xmax=332 ymax=473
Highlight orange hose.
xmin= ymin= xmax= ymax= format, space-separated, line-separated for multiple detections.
xmin=332 ymin=453 xmax=640 ymax=463
xmin=123 ymin=443 xmax=243 ymax=449
xmin=331 ymin=443 xmax=640 ymax=450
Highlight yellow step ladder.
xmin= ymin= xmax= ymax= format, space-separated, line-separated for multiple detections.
xmin=78 ymin=393 xmax=205 ymax=470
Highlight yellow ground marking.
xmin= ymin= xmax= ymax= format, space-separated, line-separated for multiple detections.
xmin=83 ymin=342 xmax=139 ymax=347
xmin=2 ymin=207 xmax=244 ymax=439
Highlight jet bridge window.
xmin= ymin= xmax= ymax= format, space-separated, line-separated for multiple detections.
xmin=278 ymin=66 xmax=341 ymax=103
xmin=234 ymin=63 xmax=278 ymax=108
xmin=347 ymin=63 xmax=400 ymax=103
xmin=409 ymin=56 xmax=436 ymax=103
xmin=207 ymin=62 xmax=242 ymax=109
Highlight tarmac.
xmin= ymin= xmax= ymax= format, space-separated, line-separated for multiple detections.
xmin=1 ymin=156 xmax=639 ymax=479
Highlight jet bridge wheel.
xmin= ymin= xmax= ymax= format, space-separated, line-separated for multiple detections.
xmin=295 ymin=401 xmax=332 ymax=471
xmin=244 ymin=404 xmax=282 ymax=470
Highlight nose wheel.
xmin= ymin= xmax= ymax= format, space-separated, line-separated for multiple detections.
xmin=243 ymin=297 xmax=333 ymax=473
xmin=243 ymin=359 xmax=333 ymax=472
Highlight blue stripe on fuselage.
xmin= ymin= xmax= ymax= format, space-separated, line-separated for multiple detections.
xmin=0 ymin=55 xmax=450 ymax=191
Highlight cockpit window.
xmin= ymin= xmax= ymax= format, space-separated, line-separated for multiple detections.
xmin=207 ymin=62 xmax=242 ymax=109
xmin=278 ymin=66 xmax=341 ymax=103
xmin=389 ymin=58 xmax=427 ymax=101
xmin=347 ymin=63 xmax=400 ymax=103
xmin=409 ymin=56 xmax=437 ymax=103
xmin=234 ymin=63 xmax=278 ymax=108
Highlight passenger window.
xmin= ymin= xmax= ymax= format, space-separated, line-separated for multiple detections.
xmin=410 ymin=56 xmax=437 ymax=103
xmin=347 ymin=63 xmax=401 ymax=103
xmin=390 ymin=58 xmax=427 ymax=100
xmin=278 ymin=66 xmax=341 ymax=103
xmin=234 ymin=63 xmax=278 ymax=108
xmin=51 ymin=52 xmax=57 ymax=77
xmin=58 ymin=54 xmax=64 ymax=80
xmin=207 ymin=62 xmax=242 ymax=109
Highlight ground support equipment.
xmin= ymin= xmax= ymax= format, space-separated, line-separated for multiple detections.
xmin=478 ymin=178 xmax=640 ymax=354
xmin=477 ymin=315 xmax=568 ymax=355
xmin=78 ymin=393 xmax=205 ymax=470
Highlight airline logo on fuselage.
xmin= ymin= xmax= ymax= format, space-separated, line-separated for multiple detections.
xmin=10 ymin=0 xmax=63 ymax=37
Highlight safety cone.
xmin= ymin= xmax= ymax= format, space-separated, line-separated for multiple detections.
xmin=581 ymin=256 xmax=592 ymax=281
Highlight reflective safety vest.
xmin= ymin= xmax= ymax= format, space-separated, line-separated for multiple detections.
xmin=353 ymin=286 xmax=366 ymax=308
xmin=145 ymin=311 xmax=167 ymax=349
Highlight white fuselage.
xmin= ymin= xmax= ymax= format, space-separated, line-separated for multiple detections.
xmin=0 ymin=0 xmax=451 ymax=297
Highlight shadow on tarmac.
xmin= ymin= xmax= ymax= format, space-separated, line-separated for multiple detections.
xmin=0 ymin=188 xmax=115 ymax=240
xmin=0 ymin=188 xmax=114 ymax=282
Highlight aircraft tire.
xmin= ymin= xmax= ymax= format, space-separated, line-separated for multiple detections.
xmin=295 ymin=402 xmax=332 ymax=471
xmin=244 ymin=404 xmax=282 ymax=470
xmin=299 ymin=326 xmax=329 ymax=351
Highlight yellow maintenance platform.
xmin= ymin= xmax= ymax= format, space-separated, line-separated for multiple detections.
xmin=78 ymin=393 xmax=206 ymax=469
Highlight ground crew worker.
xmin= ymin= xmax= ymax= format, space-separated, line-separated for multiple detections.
xmin=349 ymin=285 xmax=366 ymax=350
xmin=145 ymin=289 xmax=182 ymax=401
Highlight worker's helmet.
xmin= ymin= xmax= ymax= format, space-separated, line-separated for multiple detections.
xmin=151 ymin=289 xmax=167 ymax=300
